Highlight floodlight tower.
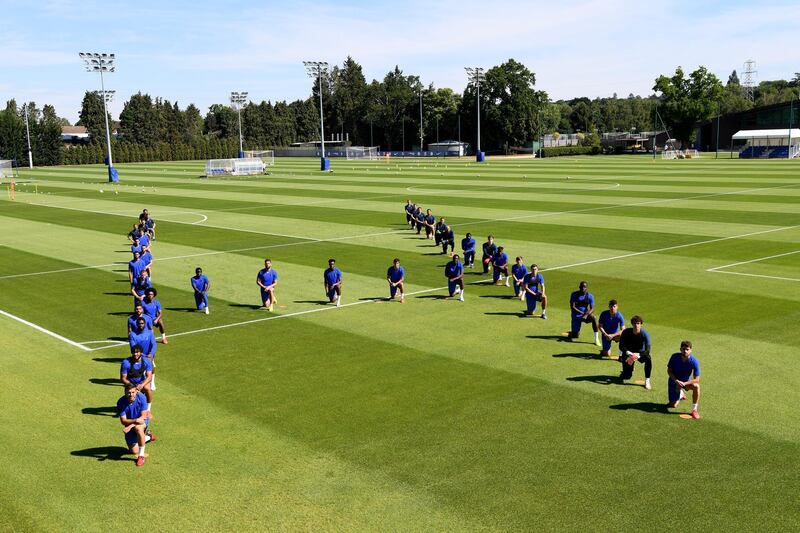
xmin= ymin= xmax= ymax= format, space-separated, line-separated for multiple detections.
xmin=23 ymin=103 xmax=33 ymax=168
xmin=230 ymin=91 xmax=248 ymax=157
xmin=742 ymin=60 xmax=757 ymax=102
xmin=419 ymin=85 xmax=424 ymax=152
xmin=465 ymin=67 xmax=486 ymax=162
xmin=303 ymin=61 xmax=330 ymax=170
xmin=79 ymin=52 xmax=117 ymax=182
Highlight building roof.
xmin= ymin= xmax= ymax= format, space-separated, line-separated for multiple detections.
xmin=732 ymin=129 xmax=800 ymax=139
xmin=62 ymin=126 xmax=89 ymax=135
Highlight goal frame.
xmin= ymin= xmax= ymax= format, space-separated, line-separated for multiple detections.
xmin=242 ymin=150 xmax=275 ymax=166
xmin=346 ymin=146 xmax=379 ymax=161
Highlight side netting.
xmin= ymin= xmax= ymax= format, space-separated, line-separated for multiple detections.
xmin=662 ymin=149 xmax=700 ymax=160
xmin=346 ymin=146 xmax=379 ymax=160
xmin=0 ymin=160 xmax=18 ymax=179
xmin=243 ymin=150 xmax=275 ymax=166
xmin=205 ymin=158 xmax=266 ymax=177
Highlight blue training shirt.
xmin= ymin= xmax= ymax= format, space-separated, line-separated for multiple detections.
xmin=668 ymin=353 xmax=700 ymax=382
xmin=324 ymin=268 xmax=342 ymax=286
xmin=120 ymin=357 xmax=153 ymax=383
xmin=599 ymin=310 xmax=625 ymax=333
xmin=493 ymin=252 xmax=509 ymax=266
xmin=444 ymin=261 xmax=463 ymax=279
xmin=570 ymin=290 xmax=595 ymax=316
xmin=117 ymin=392 xmax=148 ymax=420
xmin=141 ymin=298 xmax=161 ymax=319
xmin=511 ymin=264 xmax=528 ymax=280
xmin=129 ymin=328 xmax=157 ymax=357
xmin=138 ymin=234 xmax=150 ymax=249
xmin=257 ymin=268 xmax=278 ymax=287
xmin=525 ymin=272 xmax=545 ymax=293
xmin=127 ymin=313 xmax=153 ymax=332
xmin=387 ymin=266 xmax=405 ymax=283
xmin=191 ymin=274 xmax=209 ymax=292
xmin=461 ymin=237 xmax=476 ymax=253
xmin=129 ymin=259 xmax=146 ymax=279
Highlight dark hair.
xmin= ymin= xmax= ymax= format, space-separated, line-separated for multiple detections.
xmin=328 ymin=258 xmax=335 ymax=263
xmin=453 ymin=254 xmax=460 ymax=260
xmin=466 ymin=232 xmax=472 ymax=237
xmin=145 ymin=287 xmax=157 ymax=296
xmin=515 ymin=256 xmax=522 ymax=262
xmin=125 ymin=382 xmax=138 ymax=391
xmin=132 ymin=344 xmax=143 ymax=353
xmin=680 ymin=340 xmax=692 ymax=349
xmin=498 ymin=246 xmax=504 ymax=252
xmin=264 ymin=258 xmax=271 ymax=263
xmin=609 ymin=299 xmax=618 ymax=307
xmin=579 ymin=280 xmax=588 ymax=288
xmin=393 ymin=257 xmax=400 ymax=263
xmin=631 ymin=315 xmax=643 ymax=324
xmin=530 ymin=263 xmax=539 ymax=269
xmin=195 ymin=267 xmax=202 ymax=273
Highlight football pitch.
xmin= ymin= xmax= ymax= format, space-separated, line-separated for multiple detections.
xmin=1 ymin=155 xmax=799 ymax=530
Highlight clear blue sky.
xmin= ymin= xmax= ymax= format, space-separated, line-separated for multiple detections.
xmin=2 ymin=0 xmax=798 ymax=123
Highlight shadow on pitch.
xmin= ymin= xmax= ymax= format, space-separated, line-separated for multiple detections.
xmin=165 ymin=306 xmax=198 ymax=312
xmin=108 ymin=311 xmax=131 ymax=317
xmin=71 ymin=446 xmax=133 ymax=462
xmin=294 ymin=299 xmax=330 ymax=306
xmin=609 ymin=402 xmax=673 ymax=414
xmin=93 ymin=357 xmax=123 ymax=364
xmin=82 ymin=406 xmax=118 ymax=417
xmin=566 ymin=375 xmax=638 ymax=387
xmin=104 ymin=292 xmax=132 ymax=296
xmin=228 ymin=303 xmax=264 ymax=310
xmin=90 ymin=378 xmax=122 ymax=387
xmin=485 ymin=311 xmax=526 ymax=318
xmin=480 ymin=294 xmax=517 ymax=300
xmin=552 ymin=352 xmax=602 ymax=360
xmin=416 ymin=294 xmax=449 ymax=300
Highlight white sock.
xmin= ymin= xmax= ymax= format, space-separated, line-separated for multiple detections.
xmin=399 ymin=293 xmax=404 ymax=299
xmin=139 ymin=444 xmax=146 ymax=457
xmin=147 ymin=403 xmax=151 ymax=410
xmin=692 ymin=403 xmax=698 ymax=411
xmin=459 ymin=291 xmax=464 ymax=301
xmin=150 ymin=375 xmax=156 ymax=389
xmin=645 ymin=378 xmax=650 ymax=385
xmin=145 ymin=434 xmax=152 ymax=443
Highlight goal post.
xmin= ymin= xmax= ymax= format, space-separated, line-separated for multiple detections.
xmin=0 ymin=159 xmax=19 ymax=179
xmin=242 ymin=150 xmax=275 ymax=166
xmin=204 ymin=158 xmax=266 ymax=177
xmin=346 ymin=146 xmax=379 ymax=160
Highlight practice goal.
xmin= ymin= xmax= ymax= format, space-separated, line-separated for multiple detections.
xmin=0 ymin=160 xmax=19 ymax=179
xmin=243 ymin=150 xmax=275 ymax=166
xmin=662 ymin=149 xmax=700 ymax=160
xmin=205 ymin=158 xmax=266 ymax=177
xmin=346 ymin=146 xmax=379 ymax=160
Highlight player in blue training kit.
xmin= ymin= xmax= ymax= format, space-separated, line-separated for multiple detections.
xmin=618 ymin=315 xmax=652 ymax=389
xmin=130 ymin=271 xmax=152 ymax=308
xmin=440 ymin=222 xmax=455 ymax=255
xmin=492 ymin=246 xmax=510 ymax=286
xmin=256 ymin=258 xmax=278 ymax=311
xmin=130 ymin=239 xmax=142 ymax=257
xmin=128 ymin=251 xmax=145 ymax=284
xmin=413 ymin=207 xmax=425 ymax=234
xmin=569 ymin=281 xmax=600 ymax=345
xmin=323 ymin=259 xmax=343 ymax=306
xmin=140 ymin=248 xmax=153 ymax=278
xmin=190 ymin=267 xmax=210 ymax=314
xmin=138 ymin=229 xmax=151 ymax=251
xmin=127 ymin=303 xmax=153 ymax=334
xmin=461 ymin=232 xmax=476 ymax=268
xmin=142 ymin=287 xmax=167 ymax=344
xmin=444 ymin=254 xmax=465 ymax=301
xmin=405 ymin=200 xmax=416 ymax=226
xmin=120 ymin=345 xmax=153 ymax=407
xmin=423 ymin=209 xmax=436 ymax=240
xmin=127 ymin=224 xmax=140 ymax=243
xmin=511 ymin=257 xmax=528 ymax=299
xmin=386 ymin=258 xmax=405 ymax=303
xmin=598 ymin=299 xmax=625 ymax=358
xmin=667 ymin=340 xmax=701 ymax=419
xmin=523 ymin=264 xmax=547 ymax=318
xmin=481 ymin=235 xmax=497 ymax=274
xmin=129 ymin=315 xmax=158 ymax=390
xmin=117 ymin=383 xmax=155 ymax=467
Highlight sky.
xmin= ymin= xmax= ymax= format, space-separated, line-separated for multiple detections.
xmin=1 ymin=0 xmax=798 ymax=123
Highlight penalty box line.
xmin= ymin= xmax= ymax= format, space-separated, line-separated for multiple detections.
xmin=0 ymin=309 xmax=89 ymax=351
xmin=706 ymin=249 xmax=800 ymax=282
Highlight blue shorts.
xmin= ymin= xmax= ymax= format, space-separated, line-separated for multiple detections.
xmin=123 ymin=419 xmax=149 ymax=447
xmin=389 ymin=284 xmax=399 ymax=297
xmin=602 ymin=336 xmax=613 ymax=352
xmin=327 ymin=287 xmax=338 ymax=301
xmin=260 ymin=288 xmax=273 ymax=303
xmin=668 ymin=380 xmax=685 ymax=402
xmin=194 ymin=292 xmax=208 ymax=309
xmin=513 ymin=281 xmax=523 ymax=296
xmin=571 ymin=314 xmax=591 ymax=334
xmin=525 ymin=292 xmax=541 ymax=311
xmin=447 ymin=280 xmax=458 ymax=295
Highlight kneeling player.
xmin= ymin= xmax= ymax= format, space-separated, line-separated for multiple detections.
xmin=445 ymin=254 xmax=464 ymax=301
xmin=120 ymin=345 xmax=153 ymax=407
xmin=492 ymin=246 xmax=509 ymax=286
xmin=667 ymin=340 xmax=701 ymax=419
xmin=387 ymin=258 xmax=405 ymax=303
xmin=324 ymin=258 xmax=343 ymax=306
xmin=511 ymin=257 xmax=528 ymax=299
xmin=598 ymin=299 xmax=625 ymax=357
xmin=569 ymin=281 xmax=599 ymax=345
xmin=117 ymin=382 xmax=155 ymax=467
xmin=523 ymin=264 xmax=547 ymax=318
xmin=256 ymin=259 xmax=279 ymax=311
xmin=142 ymin=287 xmax=167 ymax=344
xmin=619 ymin=315 xmax=652 ymax=389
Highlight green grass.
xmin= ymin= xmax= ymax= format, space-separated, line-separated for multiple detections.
xmin=1 ymin=155 xmax=799 ymax=530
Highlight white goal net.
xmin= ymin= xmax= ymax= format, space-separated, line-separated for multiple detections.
xmin=346 ymin=146 xmax=379 ymax=160
xmin=662 ymin=149 xmax=700 ymax=160
xmin=243 ymin=150 xmax=275 ymax=166
xmin=205 ymin=158 xmax=266 ymax=177
xmin=0 ymin=160 xmax=18 ymax=179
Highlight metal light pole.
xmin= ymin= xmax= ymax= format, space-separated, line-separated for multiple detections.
xmin=789 ymin=91 xmax=796 ymax=159
xmin=715 ymin=101 xmax=721 ymax=159
xmin=230 ymin=91 xmax=248 ymax=157
xmin=23 ymin=103 xmax=33 ymax=168
xmin=419 ymin=86 xmax=424 ymax=152
xmin=465 ymin=67 xmax=485 ymax=162
xmin=79 ymin=52 xmax=117 ymax=182
xmin=303 ymin=61 xmax=329 ymax=170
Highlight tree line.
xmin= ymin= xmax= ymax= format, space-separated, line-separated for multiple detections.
xmin=2 ymin=58 xmax=798 ymax=165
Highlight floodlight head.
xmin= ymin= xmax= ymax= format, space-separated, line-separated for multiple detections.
xmin=230 ymin=91 xmax=249 ymax=107
xmin=465 ymin=67 xmax=485 ymax=84
xmin=100 ymin=90 xmax=115 ymax=103
xmin=303 ymin=61 xmax=329 ymax=78
xmin=80 ymin=52 xmax=116 ymax=73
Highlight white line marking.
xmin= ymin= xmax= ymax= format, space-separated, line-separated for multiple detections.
xmin=0 ymin=308 xmax=89 ymax=351
xmin=708 ymin=271 xmax=800 ymax=282
xmin=406 ymin=181 xmax=621 ymax=193
xmin=706 ymin=250 xmax=800 ymax=271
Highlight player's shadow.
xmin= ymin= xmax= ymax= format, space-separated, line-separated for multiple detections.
xmin=105 ymin=336 xmax=128 ymax=342
xmin=104 ymin=292 xmax=132 ymax=296
xmin=294 ymin=300 xmax=330 ymax=306
xmin=526 ymin=335 xmax=571 ymax=342
xmin=552 ymin=352 xmax=602 ymax=360
xmin=485 ymin=311 xmax=526 ymax=318
xmin=228 ymin=303 xmax=264 ymax=310
xmin=81 ymin=406 xmax=118 ymax=417
xmin=416 ymin=294 xmax=449 ymax=300
xmin=609 ymin=402 xmax=672 ymax=414
xmin=108 ymin=311 xmax=131 ymax=316
xmin=480 ymin=294 xmax=517 ymax=300
xmin=422 ymin=252 xmax=446 ymax=256
xmin=70 ymin=446 xmax=133 ymax=462
xmin=93 ymin=357 xmax=123 ymax=364
xmin=566 ymin=375 xmax=637 ymax=387
xmin=89 ymin=378 xmax=122 ymax=387
xmin=165 ymin=306 xmax=198 ymax=312
xmin=111 ymin=269 xmax=128 ymax=273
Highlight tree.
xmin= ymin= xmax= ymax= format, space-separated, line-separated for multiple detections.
xmin=653 ymin=66 xmax=723 ymax=145
xmin=204 ymin=104 xmax=238 ymax=139
xmin=0 ymin=100 xmax=26 ymax=161
xmin=727 ymin=70 xmax=740 ymax=86
xmin=119 ymin=93 xmax=159 ymax=145
xmin=331 ymin=56 xmax=368 ymax=144
xmin=77 ymin=91 xmax=110 ymax=143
